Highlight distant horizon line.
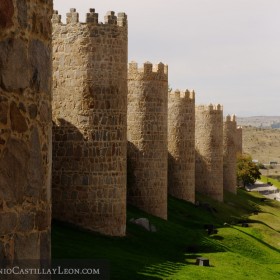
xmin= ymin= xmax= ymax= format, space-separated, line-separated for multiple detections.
xmin=237 ymin=115 xmax=280 ymax=118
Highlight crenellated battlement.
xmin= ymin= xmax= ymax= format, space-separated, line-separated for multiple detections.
xmin=196 ymin=103 xmax=223 ymax=112
xmin=86 ymin=8 xmax=98 ymax=24
xmin=52 ymin=10 xmax=61 ymax=24
xmin=168 ymin=89 xmax=195 ymax=100
xmin=52 ymin=8 xmax=127 ymax=27
xmin=67 ymin=8 xmax=79 ymax=24
xmin=225 ymin=114 xmax=236 ymax=122
xmin=128 ymin=61 xmax=168 ymax=78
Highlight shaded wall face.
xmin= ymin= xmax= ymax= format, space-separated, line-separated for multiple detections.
xmin=127 ymin=76 xmax=168 ymax=220
xmin=168 ymin=96 xmax=195 ymax=203
xmin=236 ymin=128 xmax=243 ymax=155
xmin=0 ymin=0 xmax=52 ymax=261
xmin=223 ymin=121 xmax=237 ymax=194
xmin=52 ymin=13 xmax=127 ymax=236
xmin=195 ymin=109 xmax=224 ymax=201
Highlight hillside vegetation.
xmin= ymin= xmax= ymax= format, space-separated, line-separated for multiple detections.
xmin=52 ymin=190 xmax=280 ymax=280
xmin=243 ymin=126 xmax=280 ymax=164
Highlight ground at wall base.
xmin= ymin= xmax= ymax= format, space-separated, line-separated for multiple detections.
xmin=52 ymin=189 xmax=280 ymax=280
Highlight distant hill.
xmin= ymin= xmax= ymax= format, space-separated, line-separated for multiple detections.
xmin=237 ymin=116 xmax=280 ymax=128
xmin=243 ymin=126 xmax=280 ymax=164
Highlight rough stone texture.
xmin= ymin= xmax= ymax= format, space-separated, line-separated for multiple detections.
xmin=52 ymin=9 xmax=127 ymax=236
xmin=195 ymin=105 xmax=224 ymax=202
xmin=0 ymin=0 xmax=14 ymax=28
xmin=168 ymin=90 xmax=195 ymax=203
xmin=127 ymin=61 xmax=168 ymax=220
xmin=223 ymin=115 xmax=237 ymax=194
xmin=236 ymin=126 xmax=243 ymax=155
xmin=0 ymin=0 xmax=52 ymax=262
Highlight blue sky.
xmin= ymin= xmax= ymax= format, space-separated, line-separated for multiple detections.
xmin=53 ymin=0 xmax=280 ymax=117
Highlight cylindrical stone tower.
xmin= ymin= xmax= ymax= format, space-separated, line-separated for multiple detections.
xmin=0 ymin=0 xmax=52 ymax=262
xmin=195 ymin=104 xmax=224 ymax=202
xmin=52 ymin=9 xmax=127 ymax=236
xmin=223 ymin=115 xmax=237 ymax=194
xmin=127 ymin=61 xmax=168 ymax=219
xmin=236 ymin=126 xmax=243 ymax=155
xmin=168 ymin=89 xmax=195 ymax=203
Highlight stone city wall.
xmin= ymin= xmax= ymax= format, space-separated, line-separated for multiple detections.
xmin=236 ymin=126 xmax=243 ymax=155
xmin=0 ymin=2 xmax=243 ymax=248
xmin=168 ymin=89 xmax=195 ymax=203
xmin=127 ymin=61 xmax=168 ymax=219
xmin=223 ymin=115 xmax=237 ymax=194
xmin=195 ymin=104 xmax=224 ymax=201
xmin=0 ymin=0 xmax=52 ymax=262
xmin=52 ymin=8 xmax=127 ymax=236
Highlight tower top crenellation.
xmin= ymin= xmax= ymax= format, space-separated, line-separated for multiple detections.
xmin=196 ymin=104 xmax=223 ymax=112
xmin=168 ymin=89 xmax=195 ymax=100
xmin=52 ymin=8 xmax=127 ymax=27
xmin=225 ymin=114 xmax=236 ymax=122
xmin=128 ymin=61 xmax=168 ymax=75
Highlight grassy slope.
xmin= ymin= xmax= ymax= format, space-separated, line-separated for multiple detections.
xmin=52 ymin=190 xmax=280 ymax=280
xmin=260 ymin=175 xmax=280 ymax=189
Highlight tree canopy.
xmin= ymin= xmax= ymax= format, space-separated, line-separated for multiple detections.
xmin=237 ymin=154 xmax=261 ymax=187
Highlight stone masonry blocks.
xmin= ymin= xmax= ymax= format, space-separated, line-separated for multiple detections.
xmin=127 ymin=61 xmax=168 ymax=220
xmin=0 ymin=0 xmax=52 ymax=262
xmin=195 ymin=104 xmax=224 ymax=202
xmin=236 ymin=126 xmax=243 ymax=155
xmin=52 ymin=9 xmax=128 ymax=236
xmin=223 ymin=115 xmax=237 ymax=194
xmin=168 ymin=90 xmax=195 ymax=203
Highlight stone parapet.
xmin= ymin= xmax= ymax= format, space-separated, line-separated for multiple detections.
xmin=52 ymin=9 xmax=127 ymax=27
xmin=128 ymin=61 xmax=168 ymax=81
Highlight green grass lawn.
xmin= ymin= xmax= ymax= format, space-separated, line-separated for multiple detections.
xmin=52 ymin=189 xmax=280 ymax=279
xmin=260 ymin=175 xmax=280 ymax=189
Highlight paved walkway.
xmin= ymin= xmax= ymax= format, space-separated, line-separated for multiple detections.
xmin=245 ymin=181 xmax=280 ymax=201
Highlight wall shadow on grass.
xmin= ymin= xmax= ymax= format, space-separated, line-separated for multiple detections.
xmin=52 ymin=187 xmax=279 ymax=279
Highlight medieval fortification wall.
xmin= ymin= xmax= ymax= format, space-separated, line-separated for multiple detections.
xmin=168 ymin=90 xmax=195 ymax=203
xmin=236 ymin=126 xmax=243 ymax=155
xmin=0 ymin=0 xmax=52 ymax=261
xmin=127 ymin=61 xmax=168 ymax=220
xmin=0 ymin=3 xmax=242 ymax=255
xmin=223 ymin=115 xmax=237 ymax=194
xmin=52 ymin=8 xmax=127 ymax=236
xmin=195 ymin=104 xmax=224 ymax=202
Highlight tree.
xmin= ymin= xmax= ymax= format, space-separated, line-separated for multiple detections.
xmin=237 ymin=154 xmax=261 ymax=187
